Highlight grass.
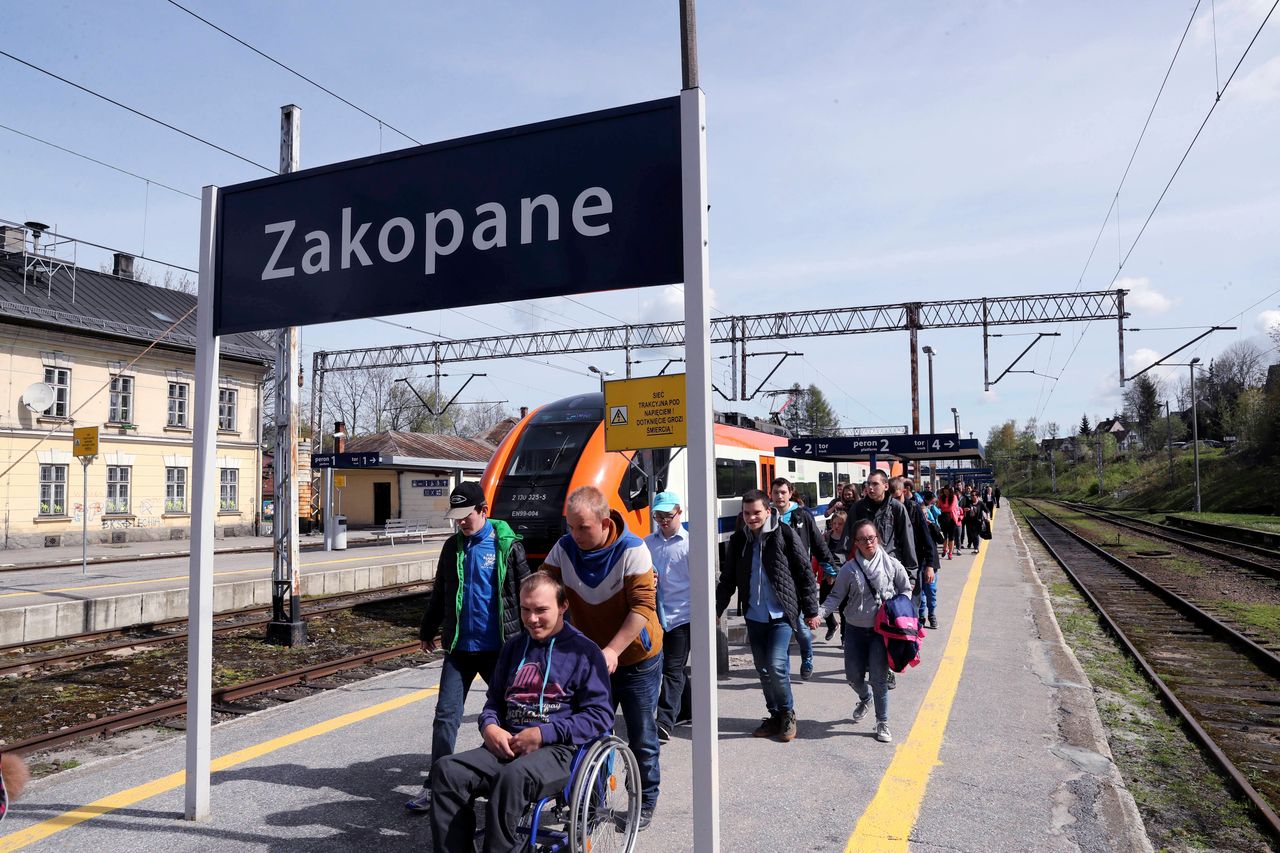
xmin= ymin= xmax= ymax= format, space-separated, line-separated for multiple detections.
xmin=1216 ymin=602 xmax=1280 ymax=638
xmin=1169 ymin=512 xmax=1280 ymax=536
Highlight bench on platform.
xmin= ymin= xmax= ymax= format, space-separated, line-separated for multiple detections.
xmin=372 ymin=518 xmax=430 ymax=545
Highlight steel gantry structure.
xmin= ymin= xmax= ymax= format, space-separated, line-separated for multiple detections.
xmin=307 ymin=288 xmax=1127 ymax=517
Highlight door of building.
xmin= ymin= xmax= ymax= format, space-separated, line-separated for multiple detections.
xmin=373 ymin=482 xmax=392 ymax=526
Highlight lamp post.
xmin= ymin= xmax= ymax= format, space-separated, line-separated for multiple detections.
xmin=587 ymin=365 xmax=615 ymax=393
xmin=1189 ymin=357 xmax=1201 ymax=513
xmin=950 ymin=407 xmax=960 ymax=480
xmin=923 ymin=346 xmax=936 ymax=488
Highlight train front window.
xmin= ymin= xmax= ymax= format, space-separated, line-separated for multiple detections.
xmin=506 ymin=422 xmax=597 ymax=479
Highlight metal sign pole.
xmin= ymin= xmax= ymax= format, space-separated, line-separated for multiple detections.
xmin=680 ymin=83 xmax=719 ymax=853
xmin=81 ymin=456 xmax=90 ymax=575
xmin=185 ymin=185 xmax=221 ymax=821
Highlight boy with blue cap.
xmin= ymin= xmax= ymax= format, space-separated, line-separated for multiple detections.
xmin=644 ymin=490 xmax=690 ymax=744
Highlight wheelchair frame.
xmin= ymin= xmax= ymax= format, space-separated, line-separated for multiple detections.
xmin=521 ymin=734 xmax=642 ymax=853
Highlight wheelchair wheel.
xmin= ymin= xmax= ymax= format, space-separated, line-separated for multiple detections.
xmin=567 ymin=735 xmax=641 ymax=853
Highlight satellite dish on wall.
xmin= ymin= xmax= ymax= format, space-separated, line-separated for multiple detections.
xmin=22 ymin=382 xmax=56 ymax=414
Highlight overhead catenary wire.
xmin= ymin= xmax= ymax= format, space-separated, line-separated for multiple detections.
xmin=0 ymin=49 xmax=274 ymax=174
xmin=1034 ymin=0 xmax=1278 ymax=423
xmin=0 ymin=123 xmax=200 ymax=201
xmin=164 ymin=0 xmax=422 ymax=147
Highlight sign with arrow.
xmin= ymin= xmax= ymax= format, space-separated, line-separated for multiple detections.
xmin=779 ymin=433 xmax=963 ymax=459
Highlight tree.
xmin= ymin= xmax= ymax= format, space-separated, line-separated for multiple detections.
xmin=1122 ymin=374 xmax=1162 ymax=447
xmin=778 ymin=384 xmax=840 ymax=437
xmin=1078 ymin=414 xmax=1092 ymax=436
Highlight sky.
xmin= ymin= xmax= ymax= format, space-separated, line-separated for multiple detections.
xmin=4 ymin=0 xmax=1279 ymax=442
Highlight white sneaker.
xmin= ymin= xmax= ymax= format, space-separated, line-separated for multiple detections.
xmin=875 ymin=722 xmax=892 ymax=743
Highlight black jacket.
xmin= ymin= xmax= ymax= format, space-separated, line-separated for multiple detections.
xmin=716 ymin=509 xmax=818 ymax=629
xmin=419 ymin=519 xmax=531 ymax=651
xmin=905 ymin=498 xmax=939 ymax=573
xmin=851 ymin=496 xmax=917 ymax=573
xmin=781 ymin=503 xmax=834 ymax=567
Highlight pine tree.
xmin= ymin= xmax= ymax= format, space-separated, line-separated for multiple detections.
xmin=1078 ymin=414 xmax=1092 ymax=436
xmin=802 ymin=384 xmax=841 ymax=436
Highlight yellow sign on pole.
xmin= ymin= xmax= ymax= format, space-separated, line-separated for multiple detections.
xmin=73 ymin=426 xmax=99 ymax=457
xmin=603 ymin=374 xmax=687 ymax=451
xmin=334 ymin=474 xmax=347 ymax=488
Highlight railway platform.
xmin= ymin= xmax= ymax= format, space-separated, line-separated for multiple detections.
xmin=0 ymin=514 xmax=1151 ymax=851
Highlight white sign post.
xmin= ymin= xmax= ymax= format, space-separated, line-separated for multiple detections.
xmin=681 ymin=85 xmax=719 ymax=852
xmin=185 ymin=185 xmax=221 ymax=820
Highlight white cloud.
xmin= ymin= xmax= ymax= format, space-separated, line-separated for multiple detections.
xmin=1235 ymin=55 xmax=1280 ymax=102
xmin=1116 ymin=276 xmax=1175 ymax=314
xmin=1125 ymin=347 xmax=1182 ymax=387
xmin=1257 ymin=309 xmax=1280 ymax=336
xmin=636 ymin=285 xmax=718 ymax=325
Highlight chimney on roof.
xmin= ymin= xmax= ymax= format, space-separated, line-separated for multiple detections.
xmin=519 ymin=406 xmax=529 ymax=419
xmin=112 ymin=252 xmax=136 ymax=280
xmin=0 ymin=225 xmax=24 ymax=253
xmin=333 ymin=421 xmax=347 ymax=454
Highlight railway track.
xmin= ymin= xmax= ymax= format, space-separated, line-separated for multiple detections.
xmin=4 ymin=641 xmax=423 ymax=757
xmin=1022 ymin=506 xmax=1280 ymax=838
xmin=1039 ymin=499 xmax=1280 ymax=578
xmin=0 ymin=581 xmax=432 ymax=677
xmin=1048 ymin=500 xmax=1280 ymax=574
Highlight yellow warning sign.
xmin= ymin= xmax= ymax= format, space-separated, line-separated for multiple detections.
xmin=603 ymin=374 xmax=687 ymax=452
xmin=73 ymin=426 xmax=98 ymax=457
xmin=334 ymin=474 xmax=348 ymax=488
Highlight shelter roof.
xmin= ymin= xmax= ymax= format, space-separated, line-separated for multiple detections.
xmin=346 ymin=431 xmax=495 ymax=464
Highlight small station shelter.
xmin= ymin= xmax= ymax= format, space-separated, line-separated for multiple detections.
xmin=311 ymin=432 xmax=493 ymax=529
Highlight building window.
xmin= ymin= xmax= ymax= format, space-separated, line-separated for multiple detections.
xmin=43 ymin=367 xmax=70 ymax=418
xmin=109 ymin=375 xmax=134 ymax=424
xmin=39 ymin=464 xmax=67 ymax=516
xmin=106 ymin=466 xmax=131 ymax=514
xmin=166 ymin=467 xmax=187 ymax=513
xmin=218 ymin=388 xmax=237 ymax=431
xmin=220 ymin=468 xmax=238 ymax=512
xmin=167 ymin=382 xmax=189 ymax=427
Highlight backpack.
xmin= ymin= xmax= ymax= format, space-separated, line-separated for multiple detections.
xmin=874 ymin=593 xmax=924 ymax=672
xmin=856 ymin=559 xmax=925 ymax=673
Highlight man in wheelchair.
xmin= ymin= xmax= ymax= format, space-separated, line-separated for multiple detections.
xmin=431 ymin=571 xmax=614 ymax=852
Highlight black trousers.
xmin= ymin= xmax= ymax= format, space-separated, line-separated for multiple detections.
xmin=430 ymin=742 xmax=575 ymax=853
xmin=657 ymin=622 xmax=690 ymax=731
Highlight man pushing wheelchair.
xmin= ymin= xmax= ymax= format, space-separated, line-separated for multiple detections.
xmin=430 ymin=571 xmax=614 ymax=852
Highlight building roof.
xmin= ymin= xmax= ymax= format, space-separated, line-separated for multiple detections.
xmin=0 ymin=247 xmax=273 ymax=364
xmin=346 ymin=431 xmax=495 ymax=464
xmin=481 ymin=416 xmax=520 ymax=446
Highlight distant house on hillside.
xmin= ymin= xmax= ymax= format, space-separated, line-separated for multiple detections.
xmin=1039 ymin=436 xmax=1078 ymax=459
xmin=1095 ymin=416 xmax=1141 ymax=453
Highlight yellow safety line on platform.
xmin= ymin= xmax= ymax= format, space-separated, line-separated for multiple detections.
xmin=0 ymin=547 xmax=439 ymax=600
xmin=0 ymin=685 xmax=440 ymax=852
xmin=845 ymin=510 xmax=994 ymax=852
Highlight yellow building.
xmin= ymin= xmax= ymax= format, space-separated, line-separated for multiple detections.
xmin=0 ymin=225 xmax=273 ymax=548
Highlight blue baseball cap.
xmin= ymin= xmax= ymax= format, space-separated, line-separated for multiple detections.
xmin=652 ymin=491 xmax=681 ymax=513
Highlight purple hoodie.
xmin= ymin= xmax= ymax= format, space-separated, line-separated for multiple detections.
xmin=479 ymin=621 xmax=614 ymax=747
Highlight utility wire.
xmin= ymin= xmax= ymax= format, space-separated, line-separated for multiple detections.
xmin=1034 ymin=0 xmax=1277 ymax=422
xmin=0 ymin=48 xmax=273 ymax=174
xmin=0 ymin=217 xmax=197 ymax=275
xmin=0 ymin=123 xmax=200 ymax=201
xmin=164 ymin=0 xmax=422 ymax=146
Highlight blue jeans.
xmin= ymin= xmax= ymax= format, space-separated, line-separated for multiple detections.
xmin=428 ymin=650 xmax=499 ymax=779
xmin=918 ymin=573 xmax=937 ymax=620
xmin=612 ymin=653 xmax=663 ymax=810
xmin=795 ymin=619 xmax=814 ymax=663
xmin=844 ymin=626 xmax=889 ymax=723
xmin=745 ymin=617 xmax=795 ymax=715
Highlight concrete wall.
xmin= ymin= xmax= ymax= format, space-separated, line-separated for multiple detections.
xmin=0 ymin=555 xmax=437 ymax=645
xmin=0 ymin=322 xmax=267 ymax=549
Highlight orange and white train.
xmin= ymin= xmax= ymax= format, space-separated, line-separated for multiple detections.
xmin=480 ymin=392 xmax=876 ymax=560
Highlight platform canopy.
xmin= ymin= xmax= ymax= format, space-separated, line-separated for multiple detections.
xmin=777 ymin=433 xmax=985 ymax=464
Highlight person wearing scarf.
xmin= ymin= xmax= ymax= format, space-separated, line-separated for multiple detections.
xmin=817 ymin=518 xmax=912 ymax=744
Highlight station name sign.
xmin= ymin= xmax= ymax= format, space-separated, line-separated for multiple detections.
xmin=214 ymin=98 xmax=683 ymax=335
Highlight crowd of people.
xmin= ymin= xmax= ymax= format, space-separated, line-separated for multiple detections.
xmin=410 ymin=474 xmax=995 ymax=850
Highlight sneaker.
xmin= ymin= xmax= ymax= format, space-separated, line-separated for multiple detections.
xmin=824 ymin=624 xmax=838 ymax=642
xmin=752 ymin=713 xmax=782 ymax=738
xmin=875 ymin=722 xmax=892 ymax=743
xmin=800 ymin=659 xmax=814 ymax=680
xmin=638 ymin=805 xmax=655 ymax=831
xmin=929 ymin=614 xmax=938 ymax=630
xmin=404 ymin=786 xmax=431 ymax=812
xmin=887 ymin=671 xmax=897 ymax=690
xmin=657 ymin=724 xmax=671 ymax=745
xmin=777 ymin=710 xmax=798 ymax=742
xmin=851 ymin=697 xmax=871 ymax=723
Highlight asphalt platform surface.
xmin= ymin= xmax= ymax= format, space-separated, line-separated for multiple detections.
xmin=0 ymin=512 xmax=1149 ymax=851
